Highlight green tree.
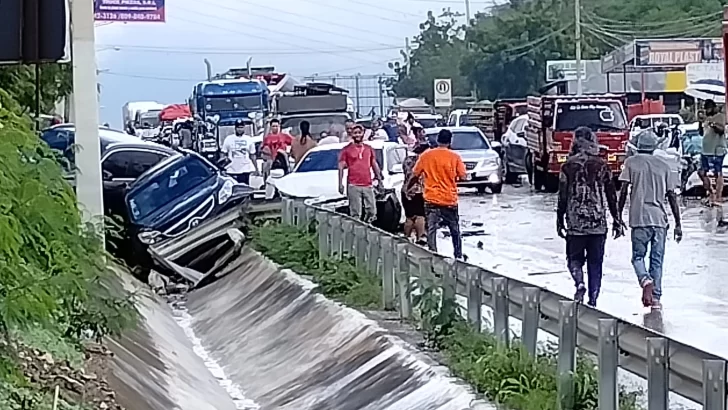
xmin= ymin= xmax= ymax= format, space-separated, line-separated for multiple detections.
xmin=388 ymin=10 xmax=470 ymax=102
xmin=0 ymin=64 xmax=72 ymax=115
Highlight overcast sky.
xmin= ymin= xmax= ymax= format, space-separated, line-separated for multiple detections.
xmin=96 ymin=0 xmax=494 ymax=126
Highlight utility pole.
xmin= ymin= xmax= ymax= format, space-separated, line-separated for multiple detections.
xmin=575 ymin=0 xmax=583 ymax=95
xmin=70 ymin=0 xmax=104 ymax=225
xmin=404 ymin=38 xmax=411 ymax=75
xmin=465 ymin=0 xmax=471 ymax=23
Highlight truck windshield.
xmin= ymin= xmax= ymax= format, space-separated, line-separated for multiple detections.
xmin=127 ymin=156 xmax=215 ymax=221
xmin=281 ymin=114 xmax=349 ymax=137
xmin=295 ymin=148 xmax=383 ymax=172
xmin=138 ymin=111 xmax=161 ymax=128
xmin=416 ymin=118 xmax=439 ymax=128
xmin=205 ymin=95 xmax=262 ymax=112
xmin=555 ymin=101 xmax=627 ymax=132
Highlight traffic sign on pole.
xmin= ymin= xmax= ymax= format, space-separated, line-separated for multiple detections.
xmin=434 ymin=78 xmax=452 ymax=107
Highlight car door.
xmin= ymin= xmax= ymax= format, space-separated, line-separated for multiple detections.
xmin=101 ymin=149 xmax=170 ymax=219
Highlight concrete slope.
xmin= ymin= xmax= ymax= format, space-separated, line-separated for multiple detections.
xmin=186 ymin=248 xmax=493 ymax=410
xmin=106 ymin=268 xmax=238 ymax=410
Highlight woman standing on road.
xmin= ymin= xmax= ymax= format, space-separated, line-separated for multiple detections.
xmin=402 ymin=133 xmax=429 ymax=245
xmin=290 ymin=120 xmax=317 ymax=164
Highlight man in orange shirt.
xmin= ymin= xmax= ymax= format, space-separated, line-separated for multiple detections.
xmin=412 ymin=129 xmax=467 ymax=259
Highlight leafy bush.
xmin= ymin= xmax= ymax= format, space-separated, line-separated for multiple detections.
xmin=249 ymin=221 xmax=382 ymax=308
xmin=0 ymin=87 xmax=138 ymax=405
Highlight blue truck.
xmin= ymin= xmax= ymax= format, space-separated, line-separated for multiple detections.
xmin=189 ymin=79 xmax=270 ymax=160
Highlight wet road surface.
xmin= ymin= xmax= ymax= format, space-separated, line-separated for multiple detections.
xmin=434 ymin=184 xmax=728 ymax=358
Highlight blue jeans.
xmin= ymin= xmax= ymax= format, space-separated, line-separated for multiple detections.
xmin=630 ymin=227 xmax=667 ymax=300
xmin=701 ymin=154 xmax=725 ymax=175
xmin=425 ymin=203 xmax=462 ymax=259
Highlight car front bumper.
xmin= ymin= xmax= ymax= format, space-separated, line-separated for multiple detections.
xmin=457 ymin=168 xmax=502 ymax=186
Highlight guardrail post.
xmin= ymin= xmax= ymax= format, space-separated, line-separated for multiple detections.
xmin=647 ymin=337 xmax=669 ymax=410
xmin=557 ymin=300 xmax=577 ymax=410
xmin=703 ymin=359 xmax=726 ymax=410
xmin=282 ymin=198 xmax=294 ymax=225
xmin=316 ymin=212 xmax=329 ymax=264
xmin=492 ymin=277 xmax=509 ymax=346
xmin=329 ymin=215 xmax=343 ymax=259
xmin=521 ymin=287 xmax=540 ymax=356
xmin=598 ymin=318 xmax=619 ymax=410
xmin=381 ymin=237 xmax=395 ymax=310
xmin=294 ymin=202 xmax=307 ymax=227
xmin=367 ymin=230 xmax=381 ymax=275
xmin=466 ymin=266 xmax=482 ymax=331
xmin=354 ymin=224 xmax=367 ymax=269
xmin=305 ymin=207 xmax=316 ymax=230
xmin=342 ymin=220 xmax=354 ymax=257
xmin=419 ymin=257 xmax=433 ymax=280
xmin=396 ymin=242 xmax=412 ymax=319
xmin=443 ymin=260 xmax=457 ymax=303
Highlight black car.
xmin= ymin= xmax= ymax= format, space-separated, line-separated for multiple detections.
xmin=124 ymin=151 xmax=253 ymax=270
xmin=41 ymin=124 xmax=176 ymax=258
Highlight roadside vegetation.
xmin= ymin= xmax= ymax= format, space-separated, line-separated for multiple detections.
xmin=251 ymin=218 xmax=640 ymax=410
xmin=0 ymin=67 xmax=138 ymax=408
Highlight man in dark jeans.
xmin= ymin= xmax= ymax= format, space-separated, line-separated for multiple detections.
xmin=413 ymin=129 xmax=467 ymax=259
xmin=557 ymin=127 xmax=625 ymax=307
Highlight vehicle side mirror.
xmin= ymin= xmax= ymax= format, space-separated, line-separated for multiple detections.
xmin=516 ymin=131 xmax=526 ymax=138
xmin=216 ymin=156 xmax=231 ymax=169
xmin=490 ymin=141 xmax=502 ymax=150
xmin=102 ymin=170 xmax=113 ymax=181
xmin=390 ymin=163 xmax=403 ymax=174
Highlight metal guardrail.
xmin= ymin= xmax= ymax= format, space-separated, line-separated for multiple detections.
xmin=281 ymin=197 xmax=727 ymax=410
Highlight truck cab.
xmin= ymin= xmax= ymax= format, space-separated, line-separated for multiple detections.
xmin=525 ymin=94 xmax=629 ymax=192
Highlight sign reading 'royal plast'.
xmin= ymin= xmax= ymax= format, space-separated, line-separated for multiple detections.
xmin=635 ymin=39 xmax=723 ymax=67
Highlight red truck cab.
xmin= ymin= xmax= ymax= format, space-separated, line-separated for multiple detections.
xmin=494 ymin=99 xmax=528 ymax=141
xmin=525 ymin=94 xmax=629 ymax=192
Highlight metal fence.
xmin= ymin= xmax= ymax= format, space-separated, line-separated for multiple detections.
xmin=281 ymin=197 xmax=728 ymax=410
xmin=302 ymin=74 xmax=395 ymax=118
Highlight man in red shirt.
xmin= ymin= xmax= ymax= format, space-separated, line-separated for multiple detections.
xmin=338 ymin=124 xmax=383 ymax=222
xmin=262 ymin=119 xmax=293 ymax=175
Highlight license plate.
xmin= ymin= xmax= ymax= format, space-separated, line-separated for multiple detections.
xmin=608 ymin=154 xmax=617 ymax=162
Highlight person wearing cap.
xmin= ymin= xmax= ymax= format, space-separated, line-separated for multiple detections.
xmin=338 ymin=124 xmax=384 ymax=222
xmin=413 ymin=129 xmax=467 ymax=259
xmin=618 ymin=129 xmax=682 ymax=310
xmin=698 ymin=99 xmax=726 ymax=206
xmin=557 ymin=126 xmax=624 ymax=307
xmin=383 ymin=115 xmax=399 ymax=142
xmin=221 ymin=119 xmax=258 ymax=185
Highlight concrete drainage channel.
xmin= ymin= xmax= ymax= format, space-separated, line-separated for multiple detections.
xmin=104 ymin=206 xmax=494 ymax=409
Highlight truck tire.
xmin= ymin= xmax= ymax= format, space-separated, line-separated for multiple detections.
xmin=374 ymin=194 xmax=401 ymax=233
xmin=544 ymin=173 xmax=559 ymax=193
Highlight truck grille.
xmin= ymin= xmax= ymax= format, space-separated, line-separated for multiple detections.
xmin=465 ymin=162 xmax=478 ymax=170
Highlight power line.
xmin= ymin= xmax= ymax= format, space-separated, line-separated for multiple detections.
xmin=297 ymin=0 xmax=419 ymax=25
xmin=97 ymin=45 xmax=402 ymax=55
xmin=584 ymin=11 xmax=720 ymax=28
xmin=104 ymin=71 xmax=202 ymax=82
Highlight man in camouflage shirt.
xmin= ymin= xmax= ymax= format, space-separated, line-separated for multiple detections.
xmin=556 ymin=127 xmax=625 ymax=307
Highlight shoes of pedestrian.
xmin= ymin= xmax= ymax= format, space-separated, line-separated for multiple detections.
xmin=574 ymin=283 xmax=586 ymax=303
xmin=587 ymin=299 xmax=597 ymax=308
xmin=641 ymin=279 xmax=655 ymax=308
xmin=651 ymin=299 xmax=662 ymax=310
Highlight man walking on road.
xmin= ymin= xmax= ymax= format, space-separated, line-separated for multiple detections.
xmin=413 ymin=129 xmax=467 ymax=259
xmin=557 ymin=127 xmax=625 ymax=307
xmin=698 ymin=99 xmax=726 ymax=206
xmin=338 ymin=124 xmax=383 ymax=222
xmin=619 ymin=130 xmax=683 ymax=309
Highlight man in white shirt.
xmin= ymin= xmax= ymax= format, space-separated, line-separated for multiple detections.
xmin=221 ymin=119 xmax=258 ymax=185
xmin=365 ymin=119 xmax=389 ymax=140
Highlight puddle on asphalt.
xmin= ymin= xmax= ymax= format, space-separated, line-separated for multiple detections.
xmin=169 ymin=296 xmax=260 ymax=410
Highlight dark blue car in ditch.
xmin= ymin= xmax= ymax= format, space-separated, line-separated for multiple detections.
xmin=124 ymin=151 xmax=253 ymax=266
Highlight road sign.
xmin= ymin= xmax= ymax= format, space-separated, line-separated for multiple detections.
xmin=434 ymin=78 xmax=452 ymax=107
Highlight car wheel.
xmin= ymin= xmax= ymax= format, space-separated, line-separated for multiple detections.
xmin=544 ymin=173 xmax=559 ymax=193
xmin=374 ymin=193 xmax=401 ymax=233
xmin=477 ymin=185 xmax=488 ymax=194
xmin=504 ymin=159 xmax=520 ymax=184
xmin=490 ymin=183 xmax=503 ymax=194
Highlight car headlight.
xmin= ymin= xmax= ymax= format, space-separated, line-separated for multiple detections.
xmin=218 ymin=179 xmax=234 ymax=204
xmin=481 ymin=157 xmax=500 ymax=169
xmin=138 ymin=230 xmax=162 ymax=245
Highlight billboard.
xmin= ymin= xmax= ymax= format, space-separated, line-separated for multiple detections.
xmin=0 ymin=0 xmax=70 ymax=63
xmin=634 ymin=38 xmax=723 ymax=67
xmin=545 ymin=60 xmax=587 ymax=82
xmin=94 ymin=0 xmax=165 ymax=23
xmin=685 ymin=63 xmax=724 ymax=87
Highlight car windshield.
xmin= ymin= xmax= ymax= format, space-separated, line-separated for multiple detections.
xmin=555 ymin=101 xmax=627 ymax=132
xmin=295 ymin=148 xmax=384 ymax=172
xmin=127 ymin=155 xmax=215 ymax=221
xmin=427 ymin=131 xmax=490 ymax=150
xmin=681 ymin=130 xmax=703 ymax=155
xmin=417 ymin=118 xmax=439 ymax=128
xmin=281 ymin=115 xmax=350 ymax=137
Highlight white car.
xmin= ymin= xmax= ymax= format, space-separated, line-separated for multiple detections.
xmin=500 ymin=114 xmax=529 ymax=184
xmin=629 ymin=114 xmax=683 ymax=140
xmin=270 ymin=140 xmax=408 ymax=232
xmin=424 ymin=126 xmax=503 ymax=194
xmin=680 ymin=122 xmax=728 ymax=196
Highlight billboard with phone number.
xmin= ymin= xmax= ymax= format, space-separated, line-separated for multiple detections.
xmin=94 ymin=0 xmax=165 ymax=22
